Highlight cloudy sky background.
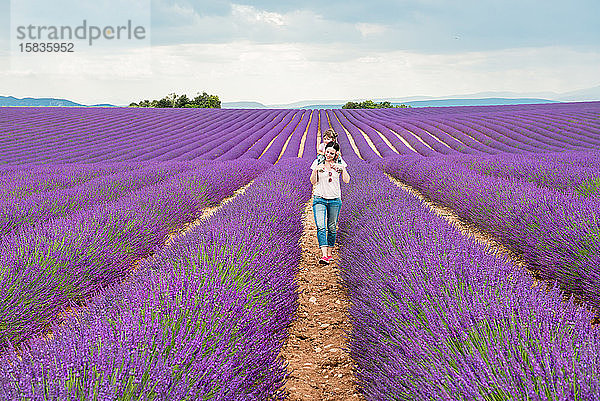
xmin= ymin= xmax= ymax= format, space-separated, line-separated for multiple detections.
xmin=0 ymin=0 xmax=599 ymax=105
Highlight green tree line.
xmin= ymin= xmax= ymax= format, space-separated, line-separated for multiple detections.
xmin=342 ymin=100 xmax=410 ymax=109
xmin=129 ymin=92 xmax=221 ymax=108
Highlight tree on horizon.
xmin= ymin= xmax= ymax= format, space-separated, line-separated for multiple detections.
xmin=130 ymin=91 xmax=221 ymax=108
xmin=342 ymin=100 xmax=409 ymax=109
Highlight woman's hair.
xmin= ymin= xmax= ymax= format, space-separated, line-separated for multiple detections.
xmin=325 ymin=141 xmax=340 ymax=151
xmin=323 ymin=128 xmax=338 ymax=140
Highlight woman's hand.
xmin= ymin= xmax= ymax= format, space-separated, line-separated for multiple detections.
xmin=310 ymin=167 xmax=319 ymax=185
xmin=341 ymin=165 xmax=350 ymax=183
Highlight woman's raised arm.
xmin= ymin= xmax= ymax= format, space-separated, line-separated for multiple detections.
xmin=341 ymin=167 xmax=350 ymax=183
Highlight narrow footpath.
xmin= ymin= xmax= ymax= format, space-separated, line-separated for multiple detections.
xmin=165 ymin=181 xmax=254 ymax=245
xmin=47 ymin=181 xmax=254 ymax=342
xmin=386 ymin=173 xmax=600 ymax=323
xmin=279 ymin=201 xmax=364 ymax=401
xmin=386 ymin=174 xmax=528 ymax=268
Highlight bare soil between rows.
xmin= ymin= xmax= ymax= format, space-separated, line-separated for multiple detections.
xmin=386 ymin=174 xmax=528 ymax=268
xmin=44 ymin=182 xmax=254 ymax=342
xmin=386 ymin=174 xmax=600 ymax=325
xmin=279 ymin=201 xmax=364 ymax=401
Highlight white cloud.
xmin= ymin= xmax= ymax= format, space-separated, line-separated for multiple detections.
xmin=1 ymin=41 xmax=598 ymax=105
xmin=355 ymin=22 xmax=387 ymax=37
xmin=356 ymin=55 xmax=385 ymax=63
xmin=6 ymin=46 xmax=152 ymax=78
xmin=168 ymin=3 xmax=203 ymax=23
xmin=231 ymin=4 xmax=287 ymax=27
xmin=150 ymin=3 xmax=355 ymax=50
xmin=2 ymin=1 xmax=598 ymax=106
xmin=143 ymin=44 xmax=600 ymax=103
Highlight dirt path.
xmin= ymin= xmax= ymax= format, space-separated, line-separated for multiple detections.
xmin=387 ymin=173 xmax=600 ymax=324
xmin=279 ymin=201 xmax=364 ymax=401
xmin=164 ymin=181 xmax=253 ymax=246
xmin=45 ymin=181 xmax=254 ymax=342
xmin=385 ymin=174 xmax=528 ymax=268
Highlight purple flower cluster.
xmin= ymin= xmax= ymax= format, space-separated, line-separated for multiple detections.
xmin=298 ymin=110 xmax=320 ymax=161
xmin=0 ymin=158 xmax=311 ymax=400
xmin=258 ymin=110 xmax=311 ymax=164
xmin=334 ymin=110 xmax=398 ymax=158
xmin=337 ymin=161 xmax=600 ymax=400
xmin=378 ymin=154 xmax=600 ymax=310
xmin=279 ymin=110 xmax=314 ymax=160
xmin=0 ymin=159 xmax=270 ymax=349
xmin=0 ymin=100 xmax=599 ymax=399
xmin=215 ymin=110 xmax=305 ymax=161
xmin=194 ymin=110 xmax=288 ymax=161
xmin=0 ymin=162 xmax=138 ymax=199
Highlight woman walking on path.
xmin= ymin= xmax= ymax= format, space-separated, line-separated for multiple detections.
xmin=310 ymin=141 xmax=350 ymax=265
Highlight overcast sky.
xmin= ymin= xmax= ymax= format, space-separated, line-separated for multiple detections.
xmin=0 ymin=0 xmax=598 ymax=105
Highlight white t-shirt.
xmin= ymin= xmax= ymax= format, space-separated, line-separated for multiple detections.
xmin=310 ymin=159 xmax=348 ymax=199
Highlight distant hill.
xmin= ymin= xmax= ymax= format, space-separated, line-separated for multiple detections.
xmin=369 ymin=87 xmax=600 ymax=104
xmin=0 ymin=96 xmax=117 ymax=107
xmin=266 ymin=99 xmax=349 ymax=108
xmin=295 ymin=98 xmax=557 ymax=109
xmin=262 ymin=86 xmax=599 ymax=108
xmin=0 ymin=96 xmax=84 ymax=107
xmin=262 ymin=94 xmax=559 ymax=109
xmin=559 ymin=85 xmax=600 ymax=102
xmin=2 ymin=95 xmax=557 ymax=109
xmin=3 ymin=84 xmax=598 ymax=108
xmin=298 ymin=104 xmax=349 ymax=109
xmin=401 ymin=98 xmax=558 ymax=108
xmin=90 ymin=103 xmax=118 ymax=107
xmin=222 ymin=101 xmax=267 ymax=109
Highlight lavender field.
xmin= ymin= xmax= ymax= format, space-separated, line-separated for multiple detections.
xmin=0 ymin=101 xmax=599 ymax=400
xmin=1 ymin=102 xmax=600 ymax=165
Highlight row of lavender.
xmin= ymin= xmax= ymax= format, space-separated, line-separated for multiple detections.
xmin=452 ymin=151 xmax=600 ymax=193
xmin=0 ymin=159 xmax=270 ymax=350
xmin=1 ymin=102 xmax=599 ymax=164
xmin=377 ymin=153 xmax=600 ymax=311
xmin=0 ymin=108 xmax=310 ymax=164
xmin=0 ymin=159 xmax=311 ymax=399
xmin=338 ymin=161 xmax=600 ymax=399
xmin=357 ymin=107 xmax=600 ymax=156
xmin=0 ymin=162 xmax=146 ymax=199
xmin=331 ymin=107 xmax=600 ymax=160
xmin=0 ymin=161 xmax=212 ymax=239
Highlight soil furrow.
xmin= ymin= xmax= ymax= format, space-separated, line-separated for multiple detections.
xmin=385 ymin=173 xmax=600 ymax=322
xmin=279 ymin=200 xmax=364 ymax=401
xmin=45 ymin=180 xmax=254 ymax=341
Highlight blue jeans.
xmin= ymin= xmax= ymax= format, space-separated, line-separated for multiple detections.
xmin=312 ymin=196 xmax=342 ymax=248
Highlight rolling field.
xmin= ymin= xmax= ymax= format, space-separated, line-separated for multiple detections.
xmin=1 ymin=102 xmax=599 ymax=165
xmin=0 ymin=101 xmax=599 ymax=400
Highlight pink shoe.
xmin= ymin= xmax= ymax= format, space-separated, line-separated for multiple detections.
xmin=319 ymin=257 xmax=330 ymax=265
